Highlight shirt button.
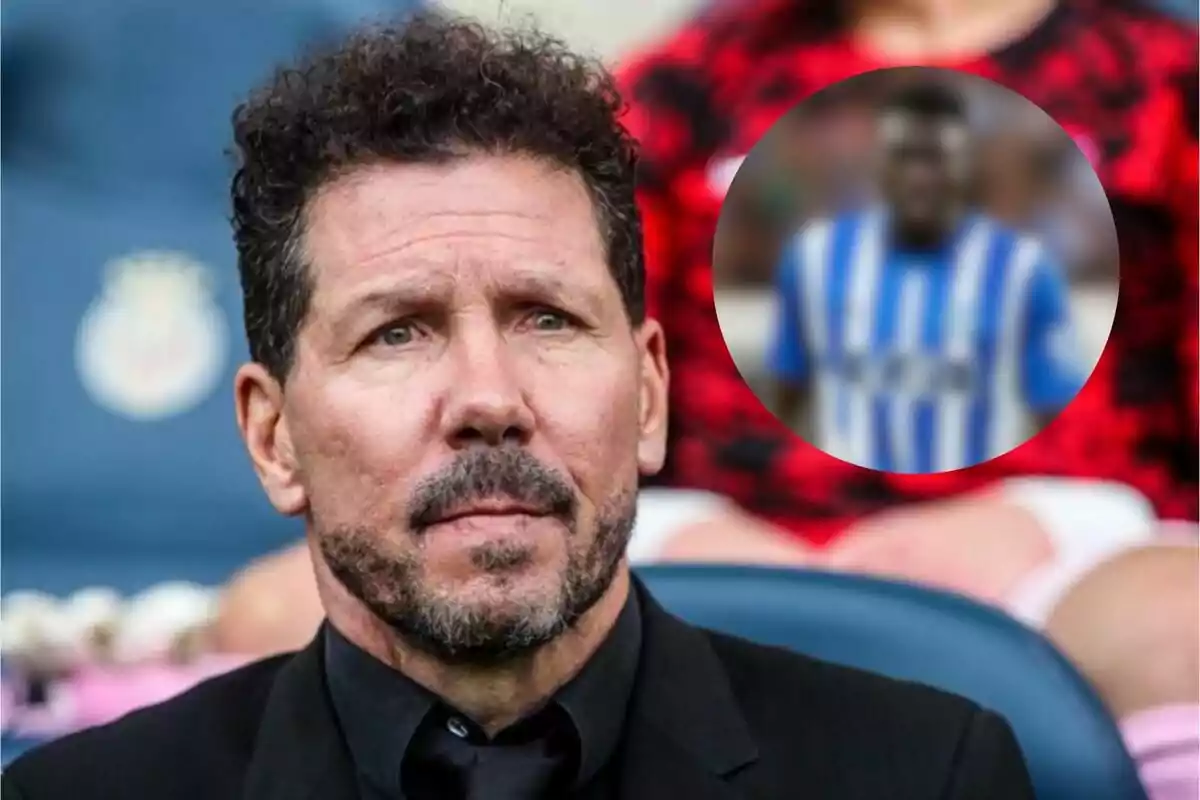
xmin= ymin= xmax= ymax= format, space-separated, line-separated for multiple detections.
xmin=446 ymin=716 xmax=470 ymax=739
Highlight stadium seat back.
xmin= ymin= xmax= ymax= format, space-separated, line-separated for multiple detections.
xmin=637 ymin=564 xmax=1148 ymax=800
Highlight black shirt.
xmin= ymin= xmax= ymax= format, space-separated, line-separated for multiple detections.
xmin=324 ymin=592 xmax=642 ymax=800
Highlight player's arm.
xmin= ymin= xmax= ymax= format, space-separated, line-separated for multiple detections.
xmin=766 ymin=240 xmax=812 ymax=434
xmin=1021 ymin=250 xmax=1087 ymax=430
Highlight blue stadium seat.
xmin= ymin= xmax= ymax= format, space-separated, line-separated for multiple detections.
xmin=2 ymin=0 xmax=421 ymax=595
xmin=636 ymin=564 xmax=1148 ymax=800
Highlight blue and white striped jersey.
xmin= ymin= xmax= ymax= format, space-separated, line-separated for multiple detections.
xmin=766 ymin=209 xmax=1086 ymax=473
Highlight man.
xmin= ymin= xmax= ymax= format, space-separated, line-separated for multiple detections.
xmin=767 ymin=81 xmax=1085 ymax=473
xmin=0 ymin=14 xmax=1034 ymax=800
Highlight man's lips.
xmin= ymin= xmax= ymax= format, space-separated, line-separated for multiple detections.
xmin=429 ymin=500 xmax=552 ymax=526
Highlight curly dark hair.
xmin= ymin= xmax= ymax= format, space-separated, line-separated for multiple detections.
xmin=230 ymin=12 xmax=644 ymax=382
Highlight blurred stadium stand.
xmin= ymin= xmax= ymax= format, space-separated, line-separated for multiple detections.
xmin=433 ymin=0 xmax=700 ymax=60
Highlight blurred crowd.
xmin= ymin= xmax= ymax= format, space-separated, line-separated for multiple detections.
xmin=1 ymin=0 xmax=1197 ymax=796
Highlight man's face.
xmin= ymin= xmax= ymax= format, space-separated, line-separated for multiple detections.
xmin=878 ymin=113 xmax=970 ymax=234
xmin=237 ymin=154 xmax=668 ymax=664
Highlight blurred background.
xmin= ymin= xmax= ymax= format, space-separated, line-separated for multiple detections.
xmin=713 ymin=68 xmax=1118 ymax=403
xmin=1 ymin=0 xmax=1196 ymax=795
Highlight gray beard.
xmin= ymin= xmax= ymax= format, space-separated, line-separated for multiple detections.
xmin=319 ymin=489 xmax=636 ymax=667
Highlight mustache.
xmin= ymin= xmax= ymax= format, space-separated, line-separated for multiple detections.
xmin=408 ymin=447 xmax=577 ymax=531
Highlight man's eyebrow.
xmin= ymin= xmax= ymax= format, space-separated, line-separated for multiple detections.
xmin=325 ymin=280 xmax=448 ymax=340
xmin=327 ymin=265 xmax=611 ymax=333
xmin=503 ymin=269 xmax=608 ymax=317
xmin=345 ymin=281 xmax=443 ymax=314
xmin=504 ymin=270 xmax=582 ymax=297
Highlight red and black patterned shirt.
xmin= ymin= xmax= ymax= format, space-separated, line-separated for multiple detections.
xmin=618 ymin=0 xmax=1198 ymax=544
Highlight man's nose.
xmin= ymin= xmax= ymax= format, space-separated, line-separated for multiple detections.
xmin=441 ymin=330 xmax=535 ymax=449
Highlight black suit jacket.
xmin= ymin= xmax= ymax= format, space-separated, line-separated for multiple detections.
xmin=2 ymin=582 xmax=1034 ymax=799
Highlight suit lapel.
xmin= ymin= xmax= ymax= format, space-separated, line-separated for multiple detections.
xmin=618 ymin=580 xmax=760 ymax=800
xmin=242 ymin=631 xmax=359 ymax=800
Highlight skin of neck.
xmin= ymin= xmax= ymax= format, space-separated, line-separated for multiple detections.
xmin=849 ymin=0 xmax=1057 ymax=60
xmin=315 ymin=542 xmax=634 ymax=737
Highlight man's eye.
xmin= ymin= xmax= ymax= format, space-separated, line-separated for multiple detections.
xmin=374 ymin=323 xmax=418 ymax=347
xmin=529 ymin=309 xmax=571 ymax=331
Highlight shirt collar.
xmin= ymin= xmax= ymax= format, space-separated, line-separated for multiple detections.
xmin=324 ymin=623 xmax=437 ymax=794
xmin=556 ymin=584 xmax=642 ymax=786
xmin=324 ymin=586 xmax=642 ymax=792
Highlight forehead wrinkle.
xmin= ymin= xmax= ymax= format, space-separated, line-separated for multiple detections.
xmin=300 ymin=159 xmax=616 ymax=340
xmin=351 ymin=225 xmax=587 ymax=277
xmin=323 ymin=255 xmax=610 ymax=329
xmin=308 ymin=169 xmax=603 ymax=264
xmin=310 ymin=201 xmax=605 ymax=284
xmin=308 ymin=219 xmax=602 ymax=306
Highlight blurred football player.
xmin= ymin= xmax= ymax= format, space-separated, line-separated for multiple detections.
xmin=768 ymin=82 xmax=1084 ymax=473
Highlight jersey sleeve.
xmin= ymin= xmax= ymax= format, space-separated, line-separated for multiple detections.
xmin=1022 ymin=252 xmax=1087 ymax=412
xmin=765 ymin=238 xmax=808 ymax=383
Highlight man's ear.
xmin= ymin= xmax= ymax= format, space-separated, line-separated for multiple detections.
xmin=234 ymin=362 xmax=308 ymax=516
xmin=634 ymin=318 xmax=669 ymax=477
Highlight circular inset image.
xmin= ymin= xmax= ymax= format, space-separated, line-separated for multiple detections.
xmin=713 ymin=67 xmax=1118 ymax=474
